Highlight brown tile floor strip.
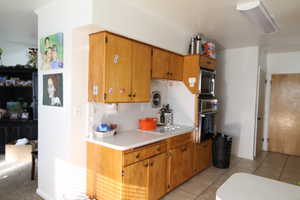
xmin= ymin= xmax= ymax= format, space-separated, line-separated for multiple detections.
xmin=279 ymin=155 xmax=290 ymax=180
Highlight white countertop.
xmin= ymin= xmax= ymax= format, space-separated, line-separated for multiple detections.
xmin=216 ymin=173 xmax=300 ymax=200
xmin=86 ymin=125 xmax=194 ymax=151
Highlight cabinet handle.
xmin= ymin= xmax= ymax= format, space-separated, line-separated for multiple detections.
xmin=136 ymin=153 xmax=140 ymax=159
xmin=132 ymin=93 xmax=136 ymax=98
xmin=144 ymin=163 xmax=149 ymax=167
xmin=150 ymin=161 xmax=154 ymax=167
xmin=128 ymin=94 xmax=132 ymax=97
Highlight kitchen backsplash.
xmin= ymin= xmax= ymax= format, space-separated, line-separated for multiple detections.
xmin=88 ymin=80 xmax=195 ymax=135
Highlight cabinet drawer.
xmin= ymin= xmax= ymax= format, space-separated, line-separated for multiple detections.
xmin=168 ymin=132 xmax=192 ymax=149
xmin=123 ymin=142 xmax=167 ymax=166
xmin=200 ymin=56 xmax=216 ymax=70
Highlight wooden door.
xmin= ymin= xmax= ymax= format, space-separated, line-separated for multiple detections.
xmin=168 ymin=146 xmax=183 ymax=189
xmin=182 ymin=142 xmax=193 ymax=179
xmin=193 ymin=143 xmax=203 ymax=173
xmin=269 ymin=74 xmax=300 ymax=156
xmin=105 ymin=34 xmax=132 ymax=103
xmin=256 ymin=69 xmax=266 ymax=156
xmin=201 ymin=140 xmax=212 ymax=169
xmin=169 ymin=54 xmax=183 ymax=81
xmin=131 ymin=42 xmax=151 ymax=102
xmin=168 ymin=143 xmax=193 ymax=189
xmin=123 ymin=160 xmax=149 ymax=200
xmin=148 ymin=153 xmax=167 ymax=200
xmin=152 ymin=48 xmax=169 ymax=79
xmin=88 ymin=32 xmax=106 ymax=102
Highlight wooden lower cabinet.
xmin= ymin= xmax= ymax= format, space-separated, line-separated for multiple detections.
xmin=193 ymin=140 xmax=212 ymax=174
xmin=87 ymin=134 xmax=212 ymax=200
xmin=148 ymin=153 xmax=167 ymax=200
xmin=123 ymin=153 xmax=167 ymax=200
xmin=168 ymin=142 xmax=193 ymax=190
xmin=123 ymin=160 xmax=149 ymax=200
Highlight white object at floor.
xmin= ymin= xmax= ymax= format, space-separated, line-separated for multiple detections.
xmin=217 ymin=173 xmax=300 ymax=200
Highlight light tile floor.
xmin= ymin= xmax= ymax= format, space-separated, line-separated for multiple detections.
xmin=0 ymin=152 xmax=299 ymax=200
xmin=0 ymin=154 xmax=42 ymax=200
xmin=162 ymin=152 xmax=300 ymax=200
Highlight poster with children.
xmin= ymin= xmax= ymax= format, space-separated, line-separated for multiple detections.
xmin=40 ymin=32 xmax=63 ymax=70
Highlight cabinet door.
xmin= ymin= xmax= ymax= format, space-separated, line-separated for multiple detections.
xmin=194 ymin=140 xmax=212 ymax=173
xmin=168 ymin=147 xmax=183 ymax=189
xmin=168 ymin=143 xmax=193 ymax=189
xmin=182 ymin=142 xmax=193 ymax=179
xmin=149 ymin=153 xmax=167 ymax=200
xmin=123 ymin=160 xmax=149 ymax=200
xmin=105 ymin=34 xmax=132 ymax=103
xmin=152 ymin=48 xmax=169 ymax=79
xmin=169 ymin=54 xmax=183 ymax=81
xmin=201 ymin=140 xmax=212 ymax=169
xmin=131 ymin=42 xmax=151 ymax=102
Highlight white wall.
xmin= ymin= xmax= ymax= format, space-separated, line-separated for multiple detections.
xmin=92 ymin=0 xmax=191 ymax=54
xmin=216 ymin=46 xmax=260 ymax=160
xmin=0 ymin=44 xmax=32 ymax=66
xmin=36 ymin=0 xmax=93 ymax=200
xmin=88 ymin=80 xmax=195 ymax=136
xmin=263 ymin=51 xmax=300 ymax=151
xmin=36 ymin=0 xmax=195 ymax=199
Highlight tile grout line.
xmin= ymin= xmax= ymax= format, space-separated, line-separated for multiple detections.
xmin=253 ymin=152 xmax=269 ymax=174
xmin=192 ymin=157 xmax=242 ymax=200
xmin=278 ymin=155 xmax=289 ymax=181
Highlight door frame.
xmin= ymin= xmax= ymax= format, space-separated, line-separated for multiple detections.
xmin=253 ymin=66 xmax=267 ymax=158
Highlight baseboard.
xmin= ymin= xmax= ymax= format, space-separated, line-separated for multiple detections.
xmin=36 ymin=188 xmax=54 ymax=200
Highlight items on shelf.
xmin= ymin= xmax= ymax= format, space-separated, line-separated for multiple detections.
xmin=188 ymin=33 xmax=216 ymax=59
xmin=0 ymin=101 xmax=32 ymax=120
xmin=0 ymin=76 xmax=32 ymax=87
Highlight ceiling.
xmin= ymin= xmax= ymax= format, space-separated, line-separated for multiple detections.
xmin=0 ymin=0 xmax=49 ymax=48
xmin=0 ymin=0 xmax=299 ymax=52
xmin=125 ymin=0 xmax=300 ymax=52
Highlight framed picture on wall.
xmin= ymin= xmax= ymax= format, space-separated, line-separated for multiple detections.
xmin=43 ymin=73 xmax=63 ymax=107
xmin=40 ymin=32 xmax=64 ymax=70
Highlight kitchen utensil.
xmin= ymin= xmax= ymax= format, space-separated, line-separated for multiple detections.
xmin=139 ymin=118 xmax=157 ymax=131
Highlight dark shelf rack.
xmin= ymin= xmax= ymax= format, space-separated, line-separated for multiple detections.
xmin=0 ymin=66 xmax=38 ymax=153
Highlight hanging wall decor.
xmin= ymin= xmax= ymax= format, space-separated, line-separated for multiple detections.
xmin=43 ymin=73 xmax=63 ymax=107
xmin=40 ymin=32 xmax=64 ymax=70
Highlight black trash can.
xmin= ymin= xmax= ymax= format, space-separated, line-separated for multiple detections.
xmin=212 ymin=133 xmax=232 ymax=169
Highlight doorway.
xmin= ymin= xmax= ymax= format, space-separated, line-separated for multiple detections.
xmin=268 ymin=74 xmax=300 ymax=156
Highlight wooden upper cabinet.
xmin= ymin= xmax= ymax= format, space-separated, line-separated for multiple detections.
xmin=183 ymin=55 xmax=217 ymax=94
xmin=105 ymin=34 xmax=132 ymax=103
xmin=152 ymin=48 xmax=169 ymax=79
xmin=123 ymin=160 xmax=149 ymax=200
xmin=148 ymin=153 xmax=167 ymax=200
xmin=88 ymin=32 xmax=151 ymax=103
xmin=88 ymin=32 xmax=106 ymax=102
xmin=152 ymin=48 xmax=183 ymax=81
xmin=131 ymin=42 xmax=151 ymax=102
xmin=169 ymin=53 xmax=183 ymax=81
